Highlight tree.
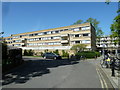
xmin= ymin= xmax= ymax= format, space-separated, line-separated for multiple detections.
xmin=107 ymin=0 xmax=120 ymax=48
xmin=70 ymin=44 xmax=87 ymax=53
xmin=62 ymin=50 xmax=69 ymax=57
xmin=85 ymin=18 xmax=104 ymax=37
xmin=110 ymin=15 xmax=120 ymax=45
xmin=106 ymin=0 xmax=120 ymax=58
xmin=73 ymin=18 xmax=104 ymax=37
xmin=28 ymin=49 xmax=34 ymax=56
xmin=73 ymin=19 xmax=83 ymax=25
xmin=53 ymin=49 xmax=59 ymax=55
xmin=97 ymin=28 xmax=104 ymax=43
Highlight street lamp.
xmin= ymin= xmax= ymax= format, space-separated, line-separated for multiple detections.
xmin=103 ymin=43 xmax=106 ymax=60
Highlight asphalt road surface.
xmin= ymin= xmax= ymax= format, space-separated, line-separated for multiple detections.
xmin=2 ymin=56 xmax=113 ymax=88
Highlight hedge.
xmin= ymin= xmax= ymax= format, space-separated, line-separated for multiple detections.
xmin=75 ymin=51 xmax=100 ymax=59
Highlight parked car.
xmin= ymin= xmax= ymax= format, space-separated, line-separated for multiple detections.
xmin=42 ymin=52 xmax=62 ymax=60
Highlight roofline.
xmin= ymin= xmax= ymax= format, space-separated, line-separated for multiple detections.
xmin=4 ymin=22 xmax=91 ymax=37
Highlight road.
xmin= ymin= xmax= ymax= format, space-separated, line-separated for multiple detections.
xmin=2 ymin=56 xmax=113 ymax=88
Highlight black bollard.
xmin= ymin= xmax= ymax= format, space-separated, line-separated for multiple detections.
xmin=111 ymin=58 xmax=115 ymax=77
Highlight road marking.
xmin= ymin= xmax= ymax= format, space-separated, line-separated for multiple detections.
xmin=99 ymin=69 xmax=108 ymax=89
xmin=96 ymin=65 xmax=109 ymax=90
xmin=96 ymin=68 xmax=104 ymax=88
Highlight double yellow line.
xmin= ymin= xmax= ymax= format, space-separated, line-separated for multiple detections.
xmin=96 ymin=66 xmax=108 ymax=89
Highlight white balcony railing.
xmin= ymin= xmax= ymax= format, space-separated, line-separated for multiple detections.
xmin=61 ymin=40 xmax=69 ymax=43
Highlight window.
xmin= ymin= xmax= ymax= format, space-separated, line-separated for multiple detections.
xmin=85 ymin=26 xmax=90 ymax=30
xmin=14 ymin=44 xmax=21 ymax=46
xmin=64 ymin=29 xmax=68 ymax=31
xmin=53 ymin=36 xmax=60 ymax=39
xmin=7 ymin=38 xmax=12 ymax=40
xmin=73 ymin=28 xmax=79 ymax=31
xmin=82 ymin=40 xmax=90 ymax=43
xmin=60 ymin=30 xmax=63 ymax=32
xmin=29 ymin=39 xmax=34 ymax=41
xmin=15 ymin=40 xmax=21 ymax=42
xmin=34 ymin=33 xmax=38 ymax=36
xmin=81 ymin=26 xmax=90 ymax=30
xmin=55 ymin=31 xmax=59 ymax=33
xmin=51 ymin=37 xmax=53 ymax=39
xmin=47 ymin=31 xmax=51 ymax=34
xmin=29 ymin=34 xmax=33 ymax=36
xmin=75 ymin=34 xmax=79 ymax=37
xmin=13 ymin=36 xmax=20 ymax=38
xmin=44 ymin=32 xmax=47 ymax=35
xmin=36 ymin=38 xmax=39 ymax=41
xmin=38 ymin=33 xmax=43 ymax=35
xmin=75 ymin=41 xmax=80 ymax=44
xmin=83 ymin=33 xmax=89 ymax=36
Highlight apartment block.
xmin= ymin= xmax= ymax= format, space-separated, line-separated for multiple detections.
xmin=96 ymin=36 xmax=120 ymax=54
xmin=4 ymin=23 xmax=96 ymax=51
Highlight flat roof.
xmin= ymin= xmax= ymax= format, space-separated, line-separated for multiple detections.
xmin=5 ymin=22 xmax=91 ymax=37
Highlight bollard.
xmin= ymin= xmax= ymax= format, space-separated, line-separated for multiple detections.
xmin=111 ymin=57 xmax=115 ymax=77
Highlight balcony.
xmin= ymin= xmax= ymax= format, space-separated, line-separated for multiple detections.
xmin=61 ymin=34 xmax=68 ymax=37
xmin=61 ymin=40 xmax=69 ymax=43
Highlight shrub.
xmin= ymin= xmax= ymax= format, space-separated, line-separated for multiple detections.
xmin=53 ymin=49 xmax=59 ymax=55
xmin=28 ymin=49 xmax=34 ymax=56
xmin=40 ymin=52 xmax=43 ymax=56
xmin=2 ymin=43 xmax=8 ymax=59
xmin=23 ymin=49 xmax=34 ymax=56
xmin=62 ymin=50 xmax=69 ymax=57
xmin=44 ymin=49 xmax=48 ymax=53
xmin=24 ymin=49 xmax=28 ymax=56
xmin=75 ymin=51 xmax=97 ymax=59
xmin=95 ymin=51 xmax=101 ymax=57
xmin=70 ymin=44 xmax=87 ymax=53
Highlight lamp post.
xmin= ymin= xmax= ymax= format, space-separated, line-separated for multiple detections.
xmin=103 ymin=43 xmax=106 ymax=60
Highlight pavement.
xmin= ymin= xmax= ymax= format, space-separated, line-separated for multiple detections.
xmin=1 ymin=56 xmax=119 ymax=89
xmin=94 ymin=56 xmax=119 ymax=89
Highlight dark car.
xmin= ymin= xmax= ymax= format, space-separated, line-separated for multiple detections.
xmin=42 ymin=52 xmax=62 ymax=60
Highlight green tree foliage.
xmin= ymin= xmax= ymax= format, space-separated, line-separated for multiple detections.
xmin=85 ymin=18 xmax=104 ymax=37
xmin=70 ymin=44 xmax=87 ymax=53
xmin=23 ymin=49 xmax=34 ymax=56
xmin=53 ymin=49 xmax=59 ymax=55
xmin=24 ymin=49 xmax=28 ymax=56
xmin=44 ymin=49 xmax=48 ymax=53
xmin=105 ymin=0 xmax=111 ymax=4
xmin=106 ymin=0 xmax=120 ymax=46
xmin=28 ymin=49 xmax=34 ymax=56
xmin=2 ymin=43 xmax=8 ymax=59
xmin=73 ymin=19 xmax=83 ymax=25
xmin=62 ymin=50 xmax=69 ymax=57
xmin=75 ymin=51 xmax=99 ymax=59
xmin=110 ymin=14 xmax=120 ymax=45
xmin=73 ymin=18 xmax=104 ymax=37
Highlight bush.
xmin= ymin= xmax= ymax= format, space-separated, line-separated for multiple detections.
xmin=62 ymin=50 xmax=69 ymax=57
xmin=44 ymin=49 xmax=48 ymax=53
xmin=95 ymin=51 xmax=101 ymax=57
xmin=23 ymin=49 xmax=34 ymax=56
xmin=53 ymin=49 xmax=59 ymax=55
xmin=75 ymin=51 xmax=97 ymax=59
xmin=24 ymin=49 xmax=28 ymax=56
xmin=2 ymin=43 xmax=8 ymax=59
xmin=28 ymin=49 xmax=34 ymax=56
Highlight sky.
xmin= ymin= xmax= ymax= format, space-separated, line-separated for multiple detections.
xmin=2 ymin=2 xmax=118 ymax=37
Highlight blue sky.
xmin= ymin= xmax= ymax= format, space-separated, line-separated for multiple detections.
xmin=2 ymin=2 xmax=118 ymax=37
